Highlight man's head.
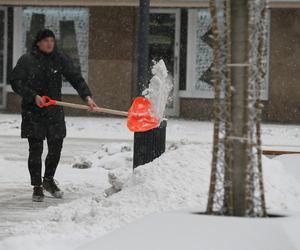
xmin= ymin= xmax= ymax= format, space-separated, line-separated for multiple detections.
xmin=35 ymin=29 xmax=56 ymax=54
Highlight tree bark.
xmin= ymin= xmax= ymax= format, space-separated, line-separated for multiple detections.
xmin=230 ymin=0 xmax=249 ymax=216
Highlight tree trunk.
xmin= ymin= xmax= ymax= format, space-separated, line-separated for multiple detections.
xmin=230 ymin=0 xmax=249 ymax=216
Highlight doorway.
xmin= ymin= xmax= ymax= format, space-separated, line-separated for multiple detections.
xmin=149 ymin=9 xmax=181 ymax=117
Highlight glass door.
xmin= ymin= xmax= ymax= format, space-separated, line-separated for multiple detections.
xmin=0 ymin=7 xmax=7 ymax=109
xmin=149 ymin=9 xmax=180 ymax=117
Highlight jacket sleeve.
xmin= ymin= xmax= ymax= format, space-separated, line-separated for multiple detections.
xmin=61 ymin=53 xmax=92 ymax=100
xmin=10 ymin=55 xmax=38 ymax=103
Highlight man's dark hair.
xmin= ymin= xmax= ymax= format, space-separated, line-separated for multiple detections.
xmin=34 ymin=29 xmax=55 ymax=45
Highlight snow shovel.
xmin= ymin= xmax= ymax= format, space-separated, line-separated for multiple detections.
xmin=39 ymin=96 xmax=160 ymax=132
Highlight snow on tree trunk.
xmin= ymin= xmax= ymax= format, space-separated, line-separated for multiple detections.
xmin=207 ymin=0 xmax=268 ymax=217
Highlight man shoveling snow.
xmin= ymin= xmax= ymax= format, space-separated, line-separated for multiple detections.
xmin=10 ymin=29 xmax=98 ymax=202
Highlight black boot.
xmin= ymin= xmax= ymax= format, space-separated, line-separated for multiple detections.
xmin=32 ymin=186 xmax=44 ymax=202
xmin=43 ymin=177 xmax=64 ymax=198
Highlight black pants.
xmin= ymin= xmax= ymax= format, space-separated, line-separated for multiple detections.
xmin=28 ymin=138 xmax=63 ymax=186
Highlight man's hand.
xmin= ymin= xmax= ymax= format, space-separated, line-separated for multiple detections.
xmin=86 ymin=96 xmax=98 ymax=111
xmin=35 ymin=95 xmax=45 ymax=108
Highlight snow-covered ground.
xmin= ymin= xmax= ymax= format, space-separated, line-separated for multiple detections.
xmin=0 ymin=113 xmax=300 ymax=250
xmin=79 ymin=210 xmax=300 ymax=250
xmin=2 ymin=113 xmax=300 ymax=149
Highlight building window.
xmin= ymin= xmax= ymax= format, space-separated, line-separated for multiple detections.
xmin=21 ymin=7 xmax=89 ymax=94
xmin=180 ymin=9 xmax=269 ymax=100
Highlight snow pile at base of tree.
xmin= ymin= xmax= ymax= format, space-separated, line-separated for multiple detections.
xmin=0 ymin=143 xmax=300 ymax=250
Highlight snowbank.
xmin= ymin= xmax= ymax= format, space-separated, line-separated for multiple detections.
xmin=79 ymin=210 xmax=300 ymax=250
xmin=1 ymin=141 xmax=300 ymax=250
xmin=273 ymin=154 xmax=300 ymax=181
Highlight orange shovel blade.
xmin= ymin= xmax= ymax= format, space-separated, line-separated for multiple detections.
xmin=127 ymin=97 xmax=160 ymax=132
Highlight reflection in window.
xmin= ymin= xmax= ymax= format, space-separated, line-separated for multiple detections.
xmin=22 ymin=7 xmax=89 ymax=85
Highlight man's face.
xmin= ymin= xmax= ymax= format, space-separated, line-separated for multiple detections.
xmin=37 ymin=37 xmax=55 ymax=54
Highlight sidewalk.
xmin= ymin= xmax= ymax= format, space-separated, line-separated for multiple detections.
xmin=0 ymin=135 xmax=109 ymax=240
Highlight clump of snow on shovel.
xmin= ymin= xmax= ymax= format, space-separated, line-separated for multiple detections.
xmin=142 ymin=59 xmax=173 ymax=121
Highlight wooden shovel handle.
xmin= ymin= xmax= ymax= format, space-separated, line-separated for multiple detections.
xmin=56 ymin=101 xmax=128 ymax=116
xmin=41 ymin=96 xmax=128 ymax=117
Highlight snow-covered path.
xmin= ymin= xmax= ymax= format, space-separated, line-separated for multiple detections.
xmin=0 ymin=183 xmax=83 ymax=240
xmin=0 ymin=135 xmax=119 ymax=240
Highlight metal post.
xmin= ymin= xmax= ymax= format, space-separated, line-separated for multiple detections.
xmin=137 ymin=0 xmax=150 ymax=95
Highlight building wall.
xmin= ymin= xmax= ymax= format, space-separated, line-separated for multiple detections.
xmin=6 ymin=6 xmax=137 ymax=115
xmin=180 ymin=8 xmax=300 ymax=123
xmin=263 ymin=9 xmax=300 ymax=123
xmin=180 ymin=98 xmax=213 ymax=120
xmin=6 ymin=8 xmax=300 ymax=123
xmin=88 ymin=6 xmax=137 ymax=113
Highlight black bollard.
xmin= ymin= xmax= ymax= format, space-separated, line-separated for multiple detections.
xmin=133 ymin=120 xmax=167 ymax=169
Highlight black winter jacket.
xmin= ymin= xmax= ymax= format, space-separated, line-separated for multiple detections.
xmin=10 ymin=47 xmax=92 ymax=139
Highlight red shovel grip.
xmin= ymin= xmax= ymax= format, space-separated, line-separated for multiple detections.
xmin=39 ymin=96 xmax=57 ymax=107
